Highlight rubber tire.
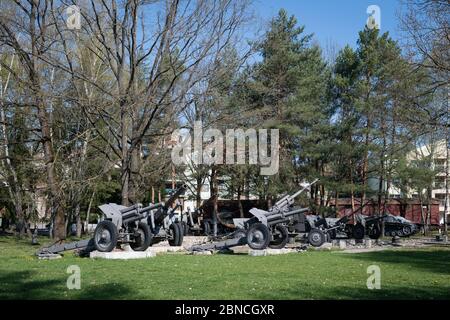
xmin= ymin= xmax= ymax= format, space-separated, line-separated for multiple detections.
xmin=168 ymin=223 xmax=182 ymax=247
xmin=182 ymin=221 xmax=188 ymax=236
xmin=345 ymin=225 xmax=354 ymax=238
xmin=369 ymin=226 xmax=381 ymax=239
xmin=246 ymin=223 xmax=271 ymax=250
xmin=308 ymin=228 xmax=326 ymax=247
xmin=402 ymin=225 xmax=412 ymax=236
xmin=269 ymin=225 xmax=289 ymax=249
xmin=353 ymin=223 xmax=365 ymax=240
xmin=94 ymin=220 xmax=118 ymax=252
xmin=176 ymin=222 xmax=184 ymax=246
xmin=130 ymin=222 xmax=152 ymax=251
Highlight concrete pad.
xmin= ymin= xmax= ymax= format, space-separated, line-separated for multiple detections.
xmin=90 ymin=250 xmax=155 ymax=259
xmin=38 ymin=253 xmax=62 ymax=260
xmin=248 ymin=248 xmax=297 ymax=256
xmin=146 ymin=246 xmax=184 ymax=254
xmin=314 ymin=242 xmax=333 ymax=250
xmin=192 ymin=250 xmax=213 ymax=255
xmin=181 ymin=236 xmax=209 ymax=249
xmin=231 ymin=245 xmax=249 ymax=254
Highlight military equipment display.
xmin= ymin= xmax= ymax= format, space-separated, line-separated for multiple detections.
xmin=37 ymin=185 xmax=187 ymax=256
xmin=305 ymin=214 xmax=351 ymax=241
xmin=306 ymin=211 xmax=419 ymax=241
xmin=355 ymin=214 xmax=419 ymax=239
xmin=181 ymin=207 xmax=204 ymax=236
xmin=190 ymin=180 xmax=319 ymax=251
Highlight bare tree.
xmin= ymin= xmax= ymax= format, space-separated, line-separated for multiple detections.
xmin=0 ymin=1 xmax=69 ymax=239
xmin=400 ymin=0 xmax=450 ymax=90
xmin=58 ymin=0 xmax=251 ymax=205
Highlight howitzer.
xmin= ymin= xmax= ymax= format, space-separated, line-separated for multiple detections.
xmin=145 ymin=184 xmax=187 ymax=246
xmin=93 ymin=184 xmax=187 ymax=252
xmin=37 ymin=185 xmax=187 ymax=256
xmin=151 ymin=184 xmax=187 ymax=225
xmin=244 ymin=179 xmax=319 ymax=249
xmin=190 ymin=180 xmax=319 ymax=252
xmin=268 ymin=179 xmax=319 ymax=214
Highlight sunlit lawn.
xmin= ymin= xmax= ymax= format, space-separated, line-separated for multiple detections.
xmin=0 ymin=236 xmax=449 ymax=299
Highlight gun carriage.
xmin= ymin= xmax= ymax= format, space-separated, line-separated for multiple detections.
xmin=37 ymin=185 xmax=187 ymax=256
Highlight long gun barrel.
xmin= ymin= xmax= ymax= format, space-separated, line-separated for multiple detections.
xmin=153 ymin=184 xmax=187 ymax=223
xmin=270 ymin=179 xmax=319 ymax=213
xmin=120 ymin=203 xmax=162 ymax=225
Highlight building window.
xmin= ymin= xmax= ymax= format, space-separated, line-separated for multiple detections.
xmin=435 ymin=194 xmax=447 ymax=207
xmin=434 ymin=159 xmax=447 ymax=173
xmin=434 ymin=177 xmax=446 ymax=189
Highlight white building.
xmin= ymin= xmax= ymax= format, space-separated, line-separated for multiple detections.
xmin=381 ymin=139 xmax=449 ymax=224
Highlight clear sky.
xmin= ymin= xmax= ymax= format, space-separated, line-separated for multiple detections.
xmin=253 ymin=0 xmax=403 ymax=51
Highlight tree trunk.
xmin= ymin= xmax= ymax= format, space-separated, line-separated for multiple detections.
xmin=196 ymin=176 xmax=202 ymax=208
xmin=0 ymin=60 xmax=26 ymax=237
xmin=237 ymin=185 xmax=244 ymax=218
xmin=84 ymin=190 xmax=95 ymax=235
xmin=444 ymin=134 xmax=449 ymax=237
xmin=210 ymin=167 xmax=218 ymax=236
xmin=121 ymin=112 xmax=130 ymax=206
xmin=361 ymin=120 xmax=370 ymax=208
xmin=75 ymin=203 xmax=82 ymax=238
xmin=33 ymin=84 xmax=66 ymax=239
xmin=419 ymin=194 xmax=427 ymax=235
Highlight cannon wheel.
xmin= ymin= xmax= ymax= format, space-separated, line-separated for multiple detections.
xmin=246 ymin=223 xmax=270 ymax=250
xmin=176 ymin=222 xmax=184 ymax=246
xmin=269 ymin=224 xmax=289 ymax=249
xmin=353 ymin=223 xmax=365 ymax=240
xmin=182 ymin=221 xmax=188 ymax=236
xmin=168 ymin=223 xmax=182 ymax=247
xmin=130 ymin=222 xmax=152 ymax=251
xmin=93 ymin=220 xmax=118 ymax=252
xmin=368 ymin=225 xmax=381 ymax=239
xmin=402 ymin=225 xmax=412 ymax=236
xmin=308 ymin=228 xmax=325 ymax=247
xmin=345 ymin=224 xmax=354 ymax=238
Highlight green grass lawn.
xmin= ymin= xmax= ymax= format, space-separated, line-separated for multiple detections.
xmin=1 ymin=236 xmax=449 ymax=300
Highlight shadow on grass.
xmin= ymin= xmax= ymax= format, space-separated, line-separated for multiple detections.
xmin=0 ymin=270 xmax=62 ymax=299
xmin=74 ymin=283 xmax=134 ymax=300
xmin=0 ymin=269 xmax=134 ymax=300
xmin=340 ymin=250 xmax=450 ymax=275
xmin=252 ymin=285 xmax=450 ymax=300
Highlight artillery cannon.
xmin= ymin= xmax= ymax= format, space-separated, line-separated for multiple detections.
xmin=190 ymin=180 xmax=319 ymax=252
xmin=94 ymin=184 xmax=187 ymax=252
xmin=37 ymin=185 xmax=187 ymax=256
xmin=244 ymin=180 xmax=319 ymax=249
